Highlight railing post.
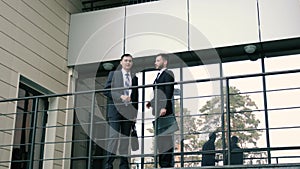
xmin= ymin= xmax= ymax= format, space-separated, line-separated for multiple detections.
xmin=87 ymin=92 xmax=96 ymax=169
xmin=154 ymin=85 xmax=158 ymax=168
xmin=261 ymin=57 xmax=272 ymax=164
xmin=141 ymin=71 xmax=146 ymax=169
xmin=220 ymin=63 xmax=226 ymax=166
xmin=225 ymin=78 xmax=231 ymax=165
xmin=179 ymin=66 xmax=184 ymax=167
xmin=29 ymin=97 xmax=39 ymax=169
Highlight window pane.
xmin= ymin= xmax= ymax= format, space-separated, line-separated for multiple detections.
xmin=265 ymin=54 xmax=300 ymax=72
xmin=223 ymin=59 xmax=261 ymax=76
xmin=265 ymin=54 xmax=300 ymax=164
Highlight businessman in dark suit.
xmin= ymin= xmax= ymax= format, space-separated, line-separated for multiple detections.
xmin=104 ymin=54 xmax=139 ymax=169
xmin=146 ymin=54 xmax=175 ymax=168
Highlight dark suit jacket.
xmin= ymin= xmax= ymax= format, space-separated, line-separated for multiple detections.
xmin=224 ymin=144 xmax=243 ymax=165
xmin=150 ymin=69 xmax=174 ymax=116
xmin=104 ymin=70 xmax=139 ymax=120
xmin=202 ymin=139 xmax=216 ymax=166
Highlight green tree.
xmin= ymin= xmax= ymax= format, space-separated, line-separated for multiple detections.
xmin=197 ymin=86 xmax=265 ymax=164
xmin=199 ymin=86 xmax=261 ymax=148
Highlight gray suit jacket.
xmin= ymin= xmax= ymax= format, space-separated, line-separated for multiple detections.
xmin=104 ymin=70 xmax=139 ymax=120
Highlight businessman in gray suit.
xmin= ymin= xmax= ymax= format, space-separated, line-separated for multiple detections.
xmin=104 ymin=54 xmax=139 ymax=169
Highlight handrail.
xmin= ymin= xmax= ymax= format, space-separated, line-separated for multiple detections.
xmin=1 ymin=68 xmax=300 ymax=103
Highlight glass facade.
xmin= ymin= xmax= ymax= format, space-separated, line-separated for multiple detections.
xmin=1 ymin=52 xmax=300 ymax=168
xmin=67 ymin=52 xmax=300 ymax=168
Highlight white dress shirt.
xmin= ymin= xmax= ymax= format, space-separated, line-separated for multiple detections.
xmin=121 ymin=68 xmax=132 ymax=96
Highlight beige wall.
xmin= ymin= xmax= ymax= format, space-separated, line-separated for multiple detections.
xmin=0 ymin=0 xmax=82 ymax=168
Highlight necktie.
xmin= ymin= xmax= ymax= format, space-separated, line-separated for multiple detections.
xmin=124 ymin=73 xmax=130 ymax=95
xmin=154 ymin=72 xmax=160 ymax=84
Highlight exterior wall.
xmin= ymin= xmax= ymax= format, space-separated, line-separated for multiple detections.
xmin=0 ymin=0 xmax=82 ymax=168
xmin=68 ymin=0 xmax=300 ymax=66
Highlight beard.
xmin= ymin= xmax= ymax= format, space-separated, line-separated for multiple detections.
xmin=156 ymin=64 xmax=163 ymax=70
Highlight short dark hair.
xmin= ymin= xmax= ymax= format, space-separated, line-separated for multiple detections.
xmin=156 ymin=53 xmax=169 ymax=62
xmin=209 ymin=132 xmax=216 ymax=140
xmin=121 ymin=53 xmax=133 ymax=60
xmin=231 ymin=136 xmax=239 ymax=143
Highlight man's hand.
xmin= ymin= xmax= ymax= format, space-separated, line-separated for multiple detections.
xmin=120 ymin=95 xmax=131 ymax=102
xmin=146 ymin=101 xmax=151 ymax=109
xmin=160 ymin=108 xmax=167 ymax=116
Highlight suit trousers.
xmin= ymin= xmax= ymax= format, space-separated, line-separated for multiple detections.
xmin=105 ymin=113 xmax=132 ymax=169
xmin=157 ymin=135 xmax=174 ymax=168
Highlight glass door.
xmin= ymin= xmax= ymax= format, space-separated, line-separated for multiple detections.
xmin=11 ymin=83 xmax=48 ymax=169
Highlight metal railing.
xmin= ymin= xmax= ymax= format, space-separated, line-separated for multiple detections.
xmin=1 ymin=68 xmax=300 ymax=168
